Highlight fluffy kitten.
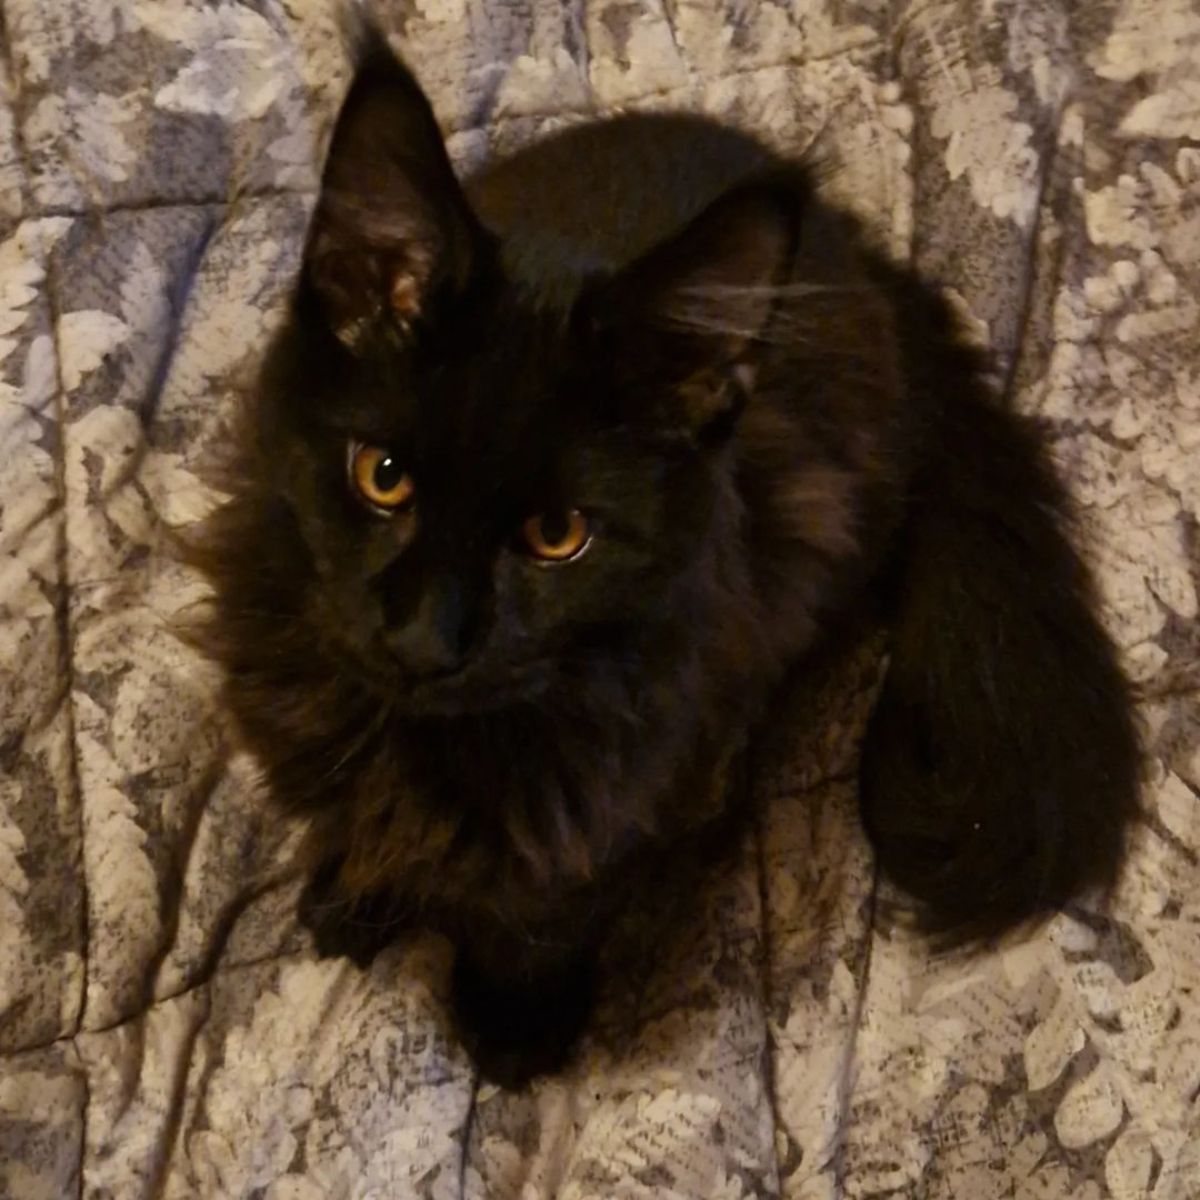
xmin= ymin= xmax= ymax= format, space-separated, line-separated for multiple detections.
xmin=190 ymin=41 xmax=1140 ymax=1085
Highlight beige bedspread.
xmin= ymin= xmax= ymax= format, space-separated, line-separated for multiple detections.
xmin=1 ymin=1 xmax=1198 ymax=1195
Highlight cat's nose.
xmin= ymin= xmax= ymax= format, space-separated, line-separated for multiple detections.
xmin=384 ymin=576 xmax=472 ymax=678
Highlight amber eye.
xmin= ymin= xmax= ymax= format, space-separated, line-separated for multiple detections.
xmin=521 ymin=510 xmax=591 ymax=562
xmin=349 ymin=443 xmax=415 ymax=512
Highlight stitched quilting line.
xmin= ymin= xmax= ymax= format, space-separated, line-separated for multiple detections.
xmin=0 ymin=945 xmax=308 ymax=1064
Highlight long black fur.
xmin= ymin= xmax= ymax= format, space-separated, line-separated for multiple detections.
xmin=186 ymin=41 xmax=1140 ymax=1086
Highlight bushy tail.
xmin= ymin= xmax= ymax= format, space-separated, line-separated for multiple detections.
xmin=860 ymin=390 xmax=1142 ymax=938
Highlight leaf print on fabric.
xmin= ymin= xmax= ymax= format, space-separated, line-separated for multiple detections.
xmin=931 ymin=82 xmax=1039 ymax=225
xmin=0 ymin=226 xmax=67 ymax=587
xmin=1081 ymin=479 xmax=1192 ymax=654
xmin=0 ymin=795 xmax=32 ymax=1019
xmin=494 ymin=50 xmax=591 ymax=119
xmin=414 ymin=0 xmax=469 ymax=20
xmin=1081 ymin=149 xmax=1200 ymax=270
xmin=1088 ymin=0 xmax=1200 ymax=139
xmin=0 ymin=57 xmax=23 ymax=222
xmin=160 ymin=201 xmax=303 ymax=403
xmin=568 ymin=1088 xmax=728 ymax=1196
xmin=75 ymin=988 xmax=210 ymax=1197
xmin=79 ymin=0 xmax=123 ymax=48
xmin=0 ymin=535 xmax=54 ymax=674
xmin=1024 ymin=993 xmax=1086 ymax=1092
xmin=25 ymin=89 xmax=140 ymax=195
xmin=1104 ymin=1127 xmax=1154 ymax=1200
xmin=184 ymin=961 xmax=354 ymax=1195
xmin=56 ymin=311 xmax=130 ymax=393
xmin=76 ymin=736 xmax=163 ymax=1029
xmin=1083 ymin=175 xmax=1159 ymax=252
xmin=0 ymin=221 xmax=66 ymax=380
xmin=1154 ymin=771 xmax=1200 ymax=849
xmin=664 ymin=0 xmax=877 ymax=79
xmin=587 ymin=1 xmax=691 ymax=102
xmin=60 ymin=402 xmax=155 ymax=584
xmin=139 ymin=4 xmax=295 ymax=122
xmin=0 ymin=1057 xmax=86 ymax=1196
xmin=904 ymin=3 xmax=1043 ymax=226
xmin=116 ymin=242 xmax=172 ymax=351
xmin=0 ymin=787 xmax=29 ymax=936
xmin=1090 ymin=0 xmax=1200 ymax=81
xmin=260 ymin=1177 xmax=327 ymax=1200
xmin=1055 ymin=1064 xmax=1125 ymax=1150
xmin=136 ymin=1 xmax=336 ymax=194
xmin=1004 ymin=0 xmax=1071 ymax=107
xmin=181 ymin=953 xmax=468 ymax=1198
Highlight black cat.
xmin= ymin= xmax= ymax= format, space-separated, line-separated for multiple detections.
xmin=188 ymin=37 xmax=1140 ymax=1087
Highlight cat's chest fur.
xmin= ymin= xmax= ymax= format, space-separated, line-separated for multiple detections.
xmin=305 ymin=544 xmax=780 ymax=933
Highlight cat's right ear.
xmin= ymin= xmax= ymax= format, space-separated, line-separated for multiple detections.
xmin=584 ymin=181 xmax=799 ymax=440
xmin=303 ymin=44 xmax=483 ymax=351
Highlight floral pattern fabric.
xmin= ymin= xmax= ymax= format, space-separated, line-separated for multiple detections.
xmin=0 ymin=1 xmax=1197 ymax=1197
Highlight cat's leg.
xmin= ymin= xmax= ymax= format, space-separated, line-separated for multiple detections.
xmin=450 ymin=932 xmax=596 ymax=1089
xmin=860 ymin=392 xmax=1141 ymax=938
xmin=298 ymin=855 xmax=414 ymax=967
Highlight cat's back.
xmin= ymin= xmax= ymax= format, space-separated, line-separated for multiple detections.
xmin=464 ymin=114 xmax=779 ymax=303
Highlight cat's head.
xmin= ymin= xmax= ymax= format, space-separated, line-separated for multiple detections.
xmin=235 ymin=51 xmax=801 ymax=717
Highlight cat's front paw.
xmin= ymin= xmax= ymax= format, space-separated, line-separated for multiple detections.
xmin=451 ymin=950 xmax=594 ymax=1089
xmin=298 ymin=867 xmax=410 ymax=968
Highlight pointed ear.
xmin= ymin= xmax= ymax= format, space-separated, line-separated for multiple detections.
xmin=592 ymin=183 xmax=798 ymax=436
xmin=304 ymin=47 xmax=483 ymax=351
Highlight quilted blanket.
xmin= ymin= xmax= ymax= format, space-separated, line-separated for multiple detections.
xmin=1 ymin=1 xmax=1198 ymax=1196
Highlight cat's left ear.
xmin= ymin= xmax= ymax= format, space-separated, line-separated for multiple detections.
xmin=591 ymin=182 xmax=798 ymax=438
xmin=304 ymin=45 xmax=484 ymax=351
